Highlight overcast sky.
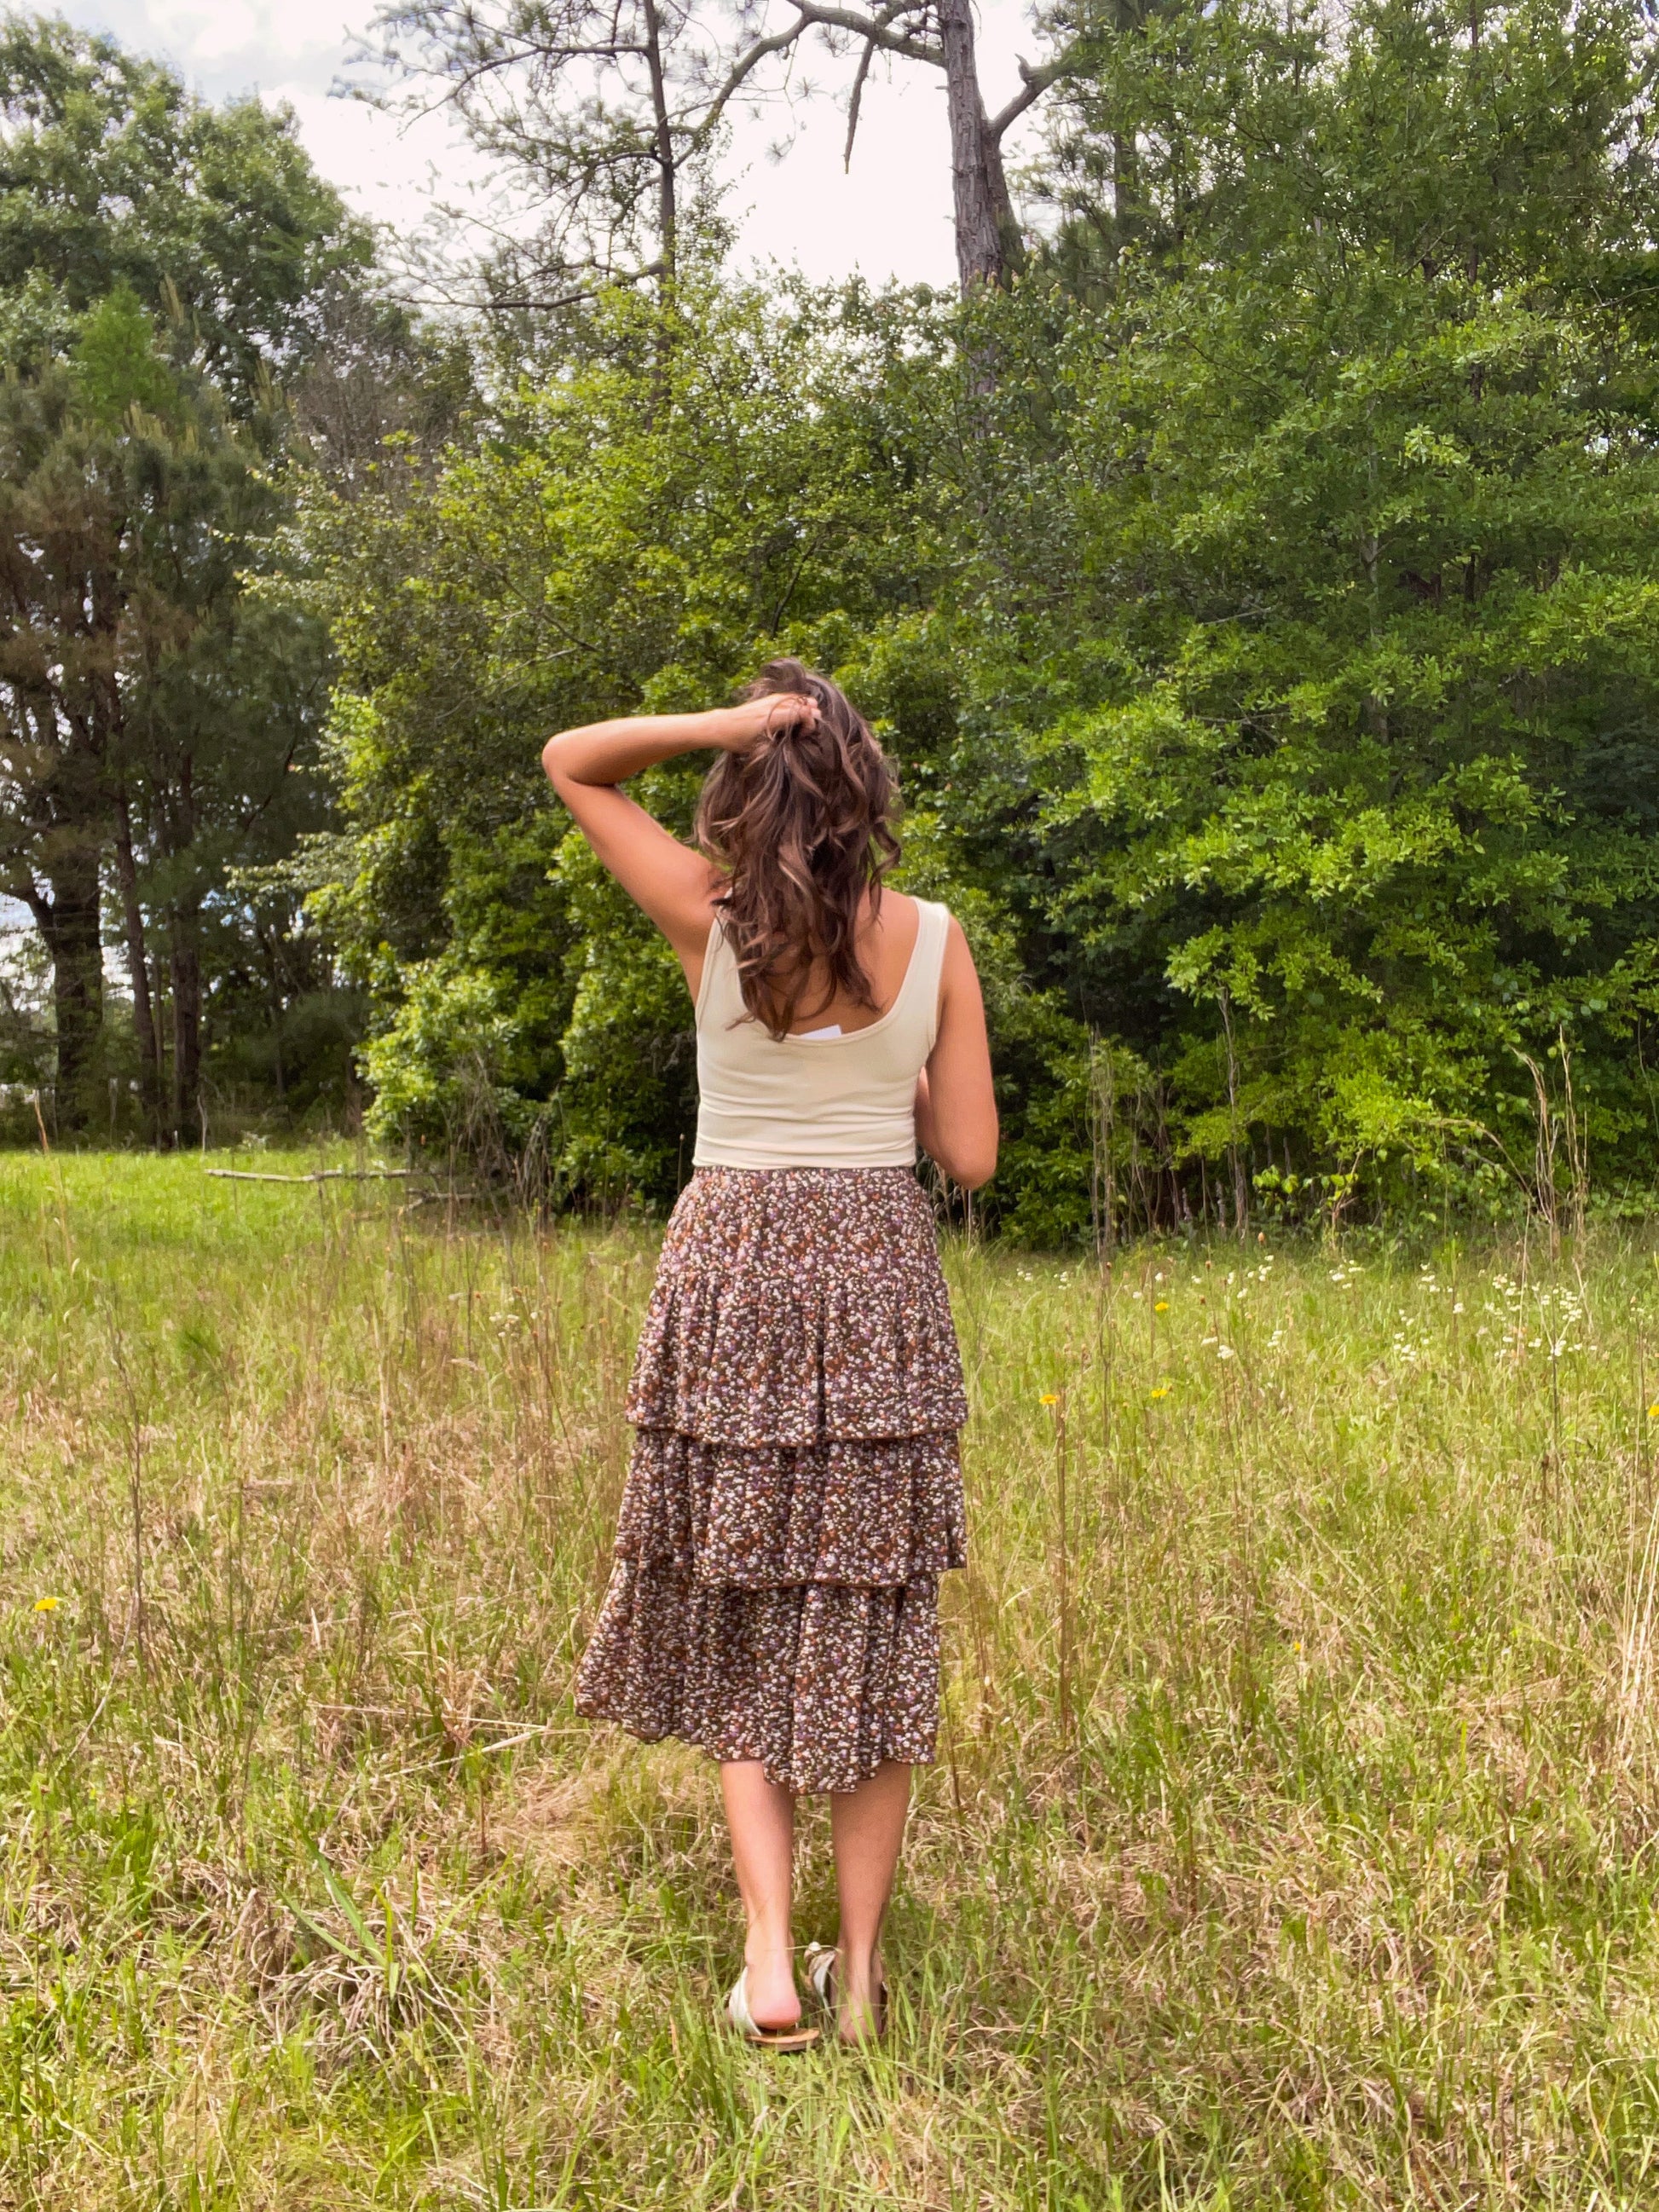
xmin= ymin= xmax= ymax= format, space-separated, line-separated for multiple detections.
xmin=51 ymin=0 xmax=1052 ymax=292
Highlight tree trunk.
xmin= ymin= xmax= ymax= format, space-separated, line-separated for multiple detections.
xmin=32 ymin=846 xmax=105 ymax=1135
xmin=641 ymin=0 xmax=678 ymax=293
xmin=939 ymin=0 xmax=1024 ymax=291
xmin=111 ymin=783 xmax=162 ymax=1141
xmin=257 ymin=922 xmax=287 ymax=1106
xmin=171 ymin=915 xmax=203 ymax=1146
xmin=1112 ymin=0 xmax=1142 ymax=252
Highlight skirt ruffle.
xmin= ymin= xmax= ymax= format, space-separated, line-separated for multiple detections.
xmin=612 ymin=1428 xmax=967 ymax=1587
xmin=625 ymin=1168 xmax=968 ymax=1445
xmin=575 ymin=1560 xmax=942 ymax=1795
xmin=576 ymin=1167 xmax=967 ymax=1792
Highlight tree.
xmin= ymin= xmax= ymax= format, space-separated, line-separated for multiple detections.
xmin=0 ymin=288 xmax=334 ymax=1140
xmin=0 ymin=16 xmax=374 ymax=401
xmin=954 ymin=0 xmax=1659 ymax=1218
xmin=302 ymin=281 xmax=947 ymax=1194
xmin=0 ymin=17 xmax=384 ymax=1138
xmin=320 ymin=0 xmax=1659 ymax=1232
xmin=302 ymin=274 xmax=1097 ymax=1226
xmin=0 ymin=368 xmax=110 ymax=1127
xmin=363 ymin=0 xmax=1074 ymax=302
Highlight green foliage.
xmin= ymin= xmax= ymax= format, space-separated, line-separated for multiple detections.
xmin=0 ymin=14 xmax=373 ymax=399
xmin=958 ymin=0 xmax=1659 ymax=1222
xmin=309 ymin=0 xmax=1659 ymax=1233
xmin=304 ymin=282 xmax=976 ymax=1202
xmin=69 ymin=286 xmax=180 ymax=426
xmin=0 ymin=14 xmax=402 ymax=1140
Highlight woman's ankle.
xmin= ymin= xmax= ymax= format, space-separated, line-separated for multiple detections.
xmin=835 ymin=1938 xmax=882 ymax=2000
xmin=743 ymin=1923 xmax=795 ymax=1971
xmin=833 ymin=1947 xmax=886 ymax=2042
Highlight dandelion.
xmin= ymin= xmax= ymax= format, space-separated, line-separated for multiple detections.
xmin=33 ymin=1596 xmax=60 ymax=1613
xmin=1149 ymin=1385 xmax=1171 ymax=1401
xmin=1154 ymin=1300 xmax=1170 ymax=1313
xmin=1040 ymin=1392 xmax=1060 ymax=1406
xmin=1648 ymin=1401 xmax=1659 ymax=1419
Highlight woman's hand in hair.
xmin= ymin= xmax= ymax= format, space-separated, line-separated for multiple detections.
xmin=714 ymin=691 xmax=821 ymax=751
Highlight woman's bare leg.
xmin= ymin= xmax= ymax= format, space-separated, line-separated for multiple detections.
xmin=829 ymin=1759 xmax=911 ymax=2039
xmin=720 ymin=1760 xmax=801 ymax=2028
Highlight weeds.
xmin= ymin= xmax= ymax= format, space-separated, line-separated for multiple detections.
xmin=4 ymin=1153 xmax=1659 ymax=2204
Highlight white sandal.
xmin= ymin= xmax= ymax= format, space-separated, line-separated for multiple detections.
xmin=804 ymin=1941 xmax=838 ymax=2010
xmin=804 ymin=1942 xmax=887 ymax=2039
xmin=725 ymin=1967 xmax=819 ymax=2051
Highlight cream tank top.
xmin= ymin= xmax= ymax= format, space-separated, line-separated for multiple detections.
xmin=691 ymin=898 xmax=951 ymax=1170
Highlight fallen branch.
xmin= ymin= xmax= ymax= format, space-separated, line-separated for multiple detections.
xmin=204 ymin=1168 xmax=419 ymax=1185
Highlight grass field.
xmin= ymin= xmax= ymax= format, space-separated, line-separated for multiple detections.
xmin=6 ymin=1150 xmax=1659 ymax=2208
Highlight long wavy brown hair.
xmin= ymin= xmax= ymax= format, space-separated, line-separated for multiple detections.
xmin=697 ymin=658 xmax=901 ymax=1039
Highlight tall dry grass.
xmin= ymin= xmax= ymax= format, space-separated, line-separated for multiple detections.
xmin=5 ymin=1151 xmax=1659 ymax=2207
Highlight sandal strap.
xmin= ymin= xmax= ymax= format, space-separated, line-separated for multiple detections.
xmin=804 ymin=1942 xmax=837 ymax=2007
xmin=726 ymin=1968 xmax=760 ymax=2035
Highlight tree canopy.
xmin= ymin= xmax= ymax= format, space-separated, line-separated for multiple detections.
xmin=0 ymin=16 xmax=388 ymax=1141
xmin=304 ymin=0 xmax=1659 ymax=1236
xmin=5 ymin=0 xmax=1659 ymax=1238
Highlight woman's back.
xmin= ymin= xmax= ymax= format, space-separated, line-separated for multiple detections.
xmin=693 ymin=897 xmax=951 ymax=1169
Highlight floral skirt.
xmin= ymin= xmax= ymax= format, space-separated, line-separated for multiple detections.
xmin=575 ymin=1168 xmax=968 ymax=1792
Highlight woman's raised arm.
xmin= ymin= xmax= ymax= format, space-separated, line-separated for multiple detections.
xmin=541 ymin=696 xmax=818 ymax=958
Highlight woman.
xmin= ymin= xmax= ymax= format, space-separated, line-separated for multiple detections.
xmin=543 ymin=659 xmax=997 ymax=2048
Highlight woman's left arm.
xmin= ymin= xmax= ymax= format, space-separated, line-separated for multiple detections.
xmin=541 ymin=697 xmax=816 ymax=958
xmin=915 ymin=918 xmax=998 ymax=1189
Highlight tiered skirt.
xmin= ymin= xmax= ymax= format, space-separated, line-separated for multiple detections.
xmin=575 ymin=1168 xmax=968 ymax=1793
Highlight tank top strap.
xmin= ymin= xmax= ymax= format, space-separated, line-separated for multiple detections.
xmin=905 ymin=898 xmax=950 ymax=1054
xmin=694 ymin=911 xmax=737 ymax=1031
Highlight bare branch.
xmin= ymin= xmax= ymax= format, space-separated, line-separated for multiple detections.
xmin=839 ymin=0 xmax=912 ymax=168
xmin=986 ymin=49 xmax=1075 ymax=144
xmin=693 ymin=13 xmax=813 ymax=147
xmin=384 ymin=257 xmax=666 ymax=314
xmin=844 ymin=38 xmax=876 ymax=169
xmin=792 ymin=3 xmax=942 ymax=71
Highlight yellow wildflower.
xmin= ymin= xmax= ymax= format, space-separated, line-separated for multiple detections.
xmin=33 ymin=1596 xmax=60 ymax=1614
xmin=1154 ymin=1300 xmax=1170 ymax=1313
xmin=1649 ymin=1401 xmax=1659 ymax=1419
xmin=1039 ymin=1392 xmax=1060 ymax=1406
xmin=1149 ymin=1386 xmax=1171 ymax=1401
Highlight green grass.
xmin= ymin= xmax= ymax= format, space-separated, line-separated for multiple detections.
xmin=5 ymin=1149 xmax=1659 ymax=2205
